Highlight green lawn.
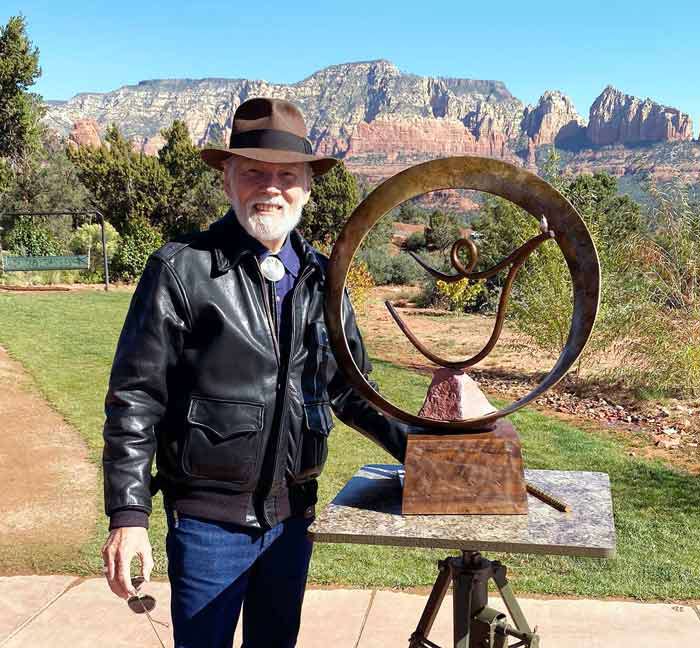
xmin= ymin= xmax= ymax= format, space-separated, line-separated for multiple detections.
xmin=0 ymin=290 xmax=698 ymax=600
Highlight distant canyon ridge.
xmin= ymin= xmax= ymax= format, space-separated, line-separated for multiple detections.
xmin=46 ymin=59 xmax=700 ymax=197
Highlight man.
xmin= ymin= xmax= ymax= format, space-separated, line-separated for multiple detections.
xmin=101 ymin=97 xmax=411 ymax=648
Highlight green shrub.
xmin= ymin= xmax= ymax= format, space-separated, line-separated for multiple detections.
xmin=425 ymin=209 xmax=461 ymax=252
xmin=404 ymin=230 xmax=427 ymax=251
xmin=69 ymin=221 xmax=120 ymax=275
xmin=111 ymin=218 xmax=163 ymax=282
xmin=434 ymin=278 xmax=485 ymax=312
xmin=386 ymin=252 xmax=424 ymax=285
xmin=393 ymin=201 xmax=429 ymax=224
xmin=470 ymin=163 xmax=656 ymax=375
xmin=357 ymin=247 xmax=391 ymax=284
xmin=4 ymin=215 xmax=63 ymax=256
xmin=358 ymin=248 xmax=424 ymax=285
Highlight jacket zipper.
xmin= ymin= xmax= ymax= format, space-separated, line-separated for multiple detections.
xmin=254 ymin=260 xmax=280 ymax=365
xmin=259 ymin=264 xmax=315 ymax=527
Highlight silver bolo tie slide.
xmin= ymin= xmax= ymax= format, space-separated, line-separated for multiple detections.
xmin=260 ymin=255 xmax=285 ymax=282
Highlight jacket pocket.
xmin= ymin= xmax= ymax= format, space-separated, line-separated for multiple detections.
xmin=182 ymin=397 xmax=264 ymax=488
xmin=295 ymin=402 xmax=335 ymax=482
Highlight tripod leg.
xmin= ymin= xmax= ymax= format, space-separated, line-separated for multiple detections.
xmin=409 ymin=560 xmax=452 ymax=647
xmin=492 ymin=562 xmax=532 ymax=635
xmin=453 ymin=567 xmax=476 ymax=648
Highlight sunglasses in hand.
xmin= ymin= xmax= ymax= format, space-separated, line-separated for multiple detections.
xmin=127 ymin=576 xmax=168 ymax=647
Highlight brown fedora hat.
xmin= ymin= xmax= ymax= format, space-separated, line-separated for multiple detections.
xmin=200 ymin=97 xmax=338 ymax=176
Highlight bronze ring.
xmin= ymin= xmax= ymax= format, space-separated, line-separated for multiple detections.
xmin=325 ymin=156 xmax=600 ymax=432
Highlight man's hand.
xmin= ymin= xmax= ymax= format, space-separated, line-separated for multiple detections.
xmin=101 ymin=527 xmax=154 ymax=599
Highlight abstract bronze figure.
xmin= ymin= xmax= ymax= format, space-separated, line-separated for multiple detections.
xmin=325 ymin=156 xmax=600 ymax=432
xmin=387 ymin=220 xmax=554 ymax=370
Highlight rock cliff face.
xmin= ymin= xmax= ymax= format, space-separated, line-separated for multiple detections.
xmin=521 ymin=91 xmax=586 ymax=148
xmin=67 ymin=119 xmax=101 ymax=149
xmin=344 ymin=116 xmax=513 ymax=161
xmin=137 ymin=134 xmax=167 ymax=156
xmin=48 ymin=61 xmax=700 ymax=188
xmin=587 ymin=85 xmax=693 ymax=146
xmin=45 ymin=60 xmax=525 ymax=175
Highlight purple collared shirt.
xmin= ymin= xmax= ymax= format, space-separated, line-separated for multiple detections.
xmin=253 ymin=235 xmax=301 ymax=330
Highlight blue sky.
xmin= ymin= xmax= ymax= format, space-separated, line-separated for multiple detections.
xmin=5 ymin=1 xmax=700 ymax=134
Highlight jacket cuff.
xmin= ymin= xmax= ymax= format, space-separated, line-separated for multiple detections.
xmin=109 ymin=509 xmax=149 ymax=530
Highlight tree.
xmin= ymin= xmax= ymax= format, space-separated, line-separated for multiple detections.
xmin=68 ymin=122 xmax=228 ymax=241
xmin=67 ymin=125 xmax=170 ymax=279
xmin=0 ymin=130 xmax=90 ymax=215
xmin=67 ymin=122 xmax=232 ymax=279
xmin=425 ymin=209 xmax=461 ymax=253
xmin=0 ymin=18 xmax=93 ymax=254
xmin=394 ymin=200 xmax=429 ymax=224
xmin=471 ymin=168 xmax=650 ymax=373
xmin=157 ymin=120 xmax=228 ymax=237
xmin=0 ymin=15 xmax=43 ymax=185
xmin=299 ymin=161 xmax=359 ymax=243
xmin=564 ymin=172 xmax=642 ymax=240
xmin=471 ymin=197 xmax=537 ymax=270
xmin=67 ymin=125 xmax=171 ymax=234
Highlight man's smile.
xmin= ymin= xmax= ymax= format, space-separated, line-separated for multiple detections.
xmin=253 ymin=202 xmax=284 ymax=214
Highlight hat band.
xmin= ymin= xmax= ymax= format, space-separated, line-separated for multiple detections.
xmin=229 ymin=129 xmax=313 ymax=155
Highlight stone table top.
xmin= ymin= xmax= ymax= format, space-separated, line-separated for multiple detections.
xmin=309 ymin=465 xmax=616 ymax=558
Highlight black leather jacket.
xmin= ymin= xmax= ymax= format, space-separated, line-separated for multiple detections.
xmin=103 ymin=211 xmax=409 ymax=529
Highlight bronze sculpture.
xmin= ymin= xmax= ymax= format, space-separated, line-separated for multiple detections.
xmin=320 ymin=156 xmax=603 ymax=646
xmin=325 ymin=156 xmax=600 ymax=431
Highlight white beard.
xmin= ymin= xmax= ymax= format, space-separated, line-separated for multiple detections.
xmin=231 ymin=197 xmax=303 ymax=243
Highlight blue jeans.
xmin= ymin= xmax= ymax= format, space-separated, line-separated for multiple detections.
xmin=166 ymin=508 xmax=314 ymax=648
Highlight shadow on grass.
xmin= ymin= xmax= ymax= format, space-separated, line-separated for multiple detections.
xmin=614 ymin=461 xmax=700 ymax=517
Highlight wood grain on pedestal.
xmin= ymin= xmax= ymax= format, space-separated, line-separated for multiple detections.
xmin=402 ymin=419 xmax=528 ymax=515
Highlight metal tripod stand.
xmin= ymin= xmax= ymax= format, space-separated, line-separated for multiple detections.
xmin=409 ymin=551 xmax=540 ymax=648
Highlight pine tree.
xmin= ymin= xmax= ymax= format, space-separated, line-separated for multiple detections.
xmin=157 ymin=120 xmax=227 ymax=237
xmin=67 ymin=124 xmax=171 ymax=234
xmin=299 ymin=161 xmax=359 ymax=244
xmin=0 ymin=15 xmax=43 ymax=176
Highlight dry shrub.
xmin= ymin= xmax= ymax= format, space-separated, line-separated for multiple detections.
xmin=618 ymin=183 xmax=700 ymax=396
xmin=625 ymin=308 xmax=700 ymax=397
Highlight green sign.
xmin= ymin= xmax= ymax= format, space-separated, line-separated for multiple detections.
xmin=2 ymin=255 xmax=89 ymax=272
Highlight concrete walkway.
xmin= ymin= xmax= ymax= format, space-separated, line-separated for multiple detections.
xmin=1 ymin=576 xmax=698 ymax=647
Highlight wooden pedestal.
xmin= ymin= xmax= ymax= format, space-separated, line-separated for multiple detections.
xmin=402 ymin=419 xmax=528 ymax=515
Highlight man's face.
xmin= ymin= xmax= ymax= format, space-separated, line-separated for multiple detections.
xmin=224 ymin=156 xmax=311 ymax=246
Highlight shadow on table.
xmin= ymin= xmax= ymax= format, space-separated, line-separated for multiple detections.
xmin=331 ymin=464 xmax=404 ymax=514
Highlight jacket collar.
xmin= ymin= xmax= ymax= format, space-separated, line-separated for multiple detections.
xmin=209 ymin=208 xmax=324 ymax=278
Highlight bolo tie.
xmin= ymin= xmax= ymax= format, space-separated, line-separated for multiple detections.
xmin=260 ymin=256 xmax=285 ymax=333
xmin=260 ymin=255 xmax=285 ymax=282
